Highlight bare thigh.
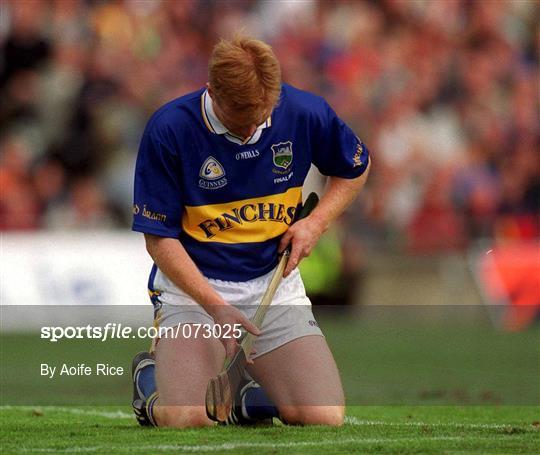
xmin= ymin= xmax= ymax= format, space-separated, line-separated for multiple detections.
xmin=153 ymin=328 xmax=225 ymax=428
xmin=248 ymin=335 xmax=345 ymax=426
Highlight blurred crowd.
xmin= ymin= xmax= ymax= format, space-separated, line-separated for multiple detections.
xmin=1 ymin=0 xmax=538 ymax=253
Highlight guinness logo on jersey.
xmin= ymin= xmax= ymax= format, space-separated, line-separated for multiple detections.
xmin=199 ymin=156 xmax=227 ymax=189
xmin=271 ymin=141 xmax=293 ymax=170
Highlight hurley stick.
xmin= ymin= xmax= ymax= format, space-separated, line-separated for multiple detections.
xmin=205 ymin=192 xmax=319 ymax=422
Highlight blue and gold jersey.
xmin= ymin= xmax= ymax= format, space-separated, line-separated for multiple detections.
xmin=132 ymin=83 xmax=369 ymax=281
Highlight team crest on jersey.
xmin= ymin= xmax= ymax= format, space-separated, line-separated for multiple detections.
xmin=199 ymin=156 xmax=227 ymax=189
xmin=271 ymin=141 xmax=293 ymax=170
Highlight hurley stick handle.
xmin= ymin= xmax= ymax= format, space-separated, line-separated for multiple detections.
xmin=240 ymin=192 xmax=319 ymax=354
xmin=206 ymin=192 xmax=321 ymax=423
xmin=292 ymin=192 xmax=320 ymax=235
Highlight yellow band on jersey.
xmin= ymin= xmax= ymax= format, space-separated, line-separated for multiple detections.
xmin=182 ymin=187 xmax=302 ymax=243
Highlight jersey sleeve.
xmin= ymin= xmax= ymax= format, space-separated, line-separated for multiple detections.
xmin=311 ymin=101 xmax=370 ymax=179
xmin=132 ymin=122 xmax=184 ymax=238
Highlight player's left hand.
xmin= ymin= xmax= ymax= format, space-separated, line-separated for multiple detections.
xmin=278 ymin=217 xmax=325 ymax=277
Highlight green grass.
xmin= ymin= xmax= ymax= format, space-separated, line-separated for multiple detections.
xmin=1 ymin=405 xmax=539 ymax=453
xmin=1 ymin=313 xmax=539 ymax=452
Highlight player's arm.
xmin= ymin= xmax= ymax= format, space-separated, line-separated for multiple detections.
xmin=279 ymin=96 xmax=372 ymax=277
xmin=144 ymin=235 xmax=260 ymax=356
xmin=145 ymin=234 xmax=225 ymax=309
xmin=133 ymin=120 xmax=259 ymax=355
xmin=279 ymin=159 xmax=370 ymax=277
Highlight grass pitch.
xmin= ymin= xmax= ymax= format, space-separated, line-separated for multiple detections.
xmin=1 ymin=310 xmax=539 ymax=453
xmin=1 ymin=405 xmax=539 ymax=453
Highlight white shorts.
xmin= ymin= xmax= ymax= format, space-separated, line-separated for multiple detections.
xmin=150 ymin=267 xmax=323 ymax=358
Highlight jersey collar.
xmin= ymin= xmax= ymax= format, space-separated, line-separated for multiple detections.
xmin=200 ymin=89 xmax=271 ymax=145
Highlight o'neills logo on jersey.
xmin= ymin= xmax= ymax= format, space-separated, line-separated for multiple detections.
xmin=197 ymin=202 xmax=296 ymax=239
xmin=199 ymin=156 xmax=227 ymax=189
xmin=182 ymin=187 xmax=303 ymax=244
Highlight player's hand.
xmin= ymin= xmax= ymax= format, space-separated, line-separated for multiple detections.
xmin=207 ymin=303 xmax=260 ymax=361
xmin=278 ymin=217 xmax=325 ymax=277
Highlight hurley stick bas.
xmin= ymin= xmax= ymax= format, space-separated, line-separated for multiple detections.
xmin=205 ymin=192 xmax=320 ymax=423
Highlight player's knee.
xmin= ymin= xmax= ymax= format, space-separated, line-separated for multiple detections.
xmin=156 ymin=406 xmax=212 ymax=428
xmin=280 ymin=406 xmax=344 ymax=426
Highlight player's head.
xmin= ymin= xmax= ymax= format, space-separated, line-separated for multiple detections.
xmin=208 ymin=35 xmax=281 ymax=139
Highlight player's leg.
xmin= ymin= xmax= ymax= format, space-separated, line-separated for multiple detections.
xmin=220 ymin=270 xmax=340 ymax=425
xmin=132 ymin=351 xmax=157 ymax=426
xmin=132 ymin=296 xmax=226 ymax=428
xmin=248 ymin=334 xmax=345 ymax=426
xmin=133 ymin=331 xmax=224 ymax=428
xmin=152 ymin=331 xmax=224 ymax=428
xmin=135 ymin=275 xmax=279 ymax=428
xmin=135 ymin=328 xmax=275 ymax=427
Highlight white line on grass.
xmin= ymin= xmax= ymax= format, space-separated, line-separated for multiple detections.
xmin=344 ymin=415 xmax=524 ymax=430
xmin=17 ymin=436 xmax=474 ymax=453
xmin=1 ymin=406 xmax=527 ymax=431
xmin=0 ymin=405 xmax=132 ymax=419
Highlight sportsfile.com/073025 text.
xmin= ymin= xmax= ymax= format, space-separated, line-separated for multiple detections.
xmin=40 ymin=323 xmax=243 ymax=342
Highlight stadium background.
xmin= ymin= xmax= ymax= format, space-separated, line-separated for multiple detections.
xmin=1 ymin=0 xmax=539 ymax=410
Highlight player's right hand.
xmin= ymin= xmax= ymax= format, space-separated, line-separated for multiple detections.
xmin=207 ymin=303 xmax=260 ymax=360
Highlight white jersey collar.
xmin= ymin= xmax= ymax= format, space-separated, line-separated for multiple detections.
xmin=201 ymin=89 xmax=271 ymax=145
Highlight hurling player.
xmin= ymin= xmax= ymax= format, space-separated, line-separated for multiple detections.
xmin=131 ymin=36 xmax=370 ymax=428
